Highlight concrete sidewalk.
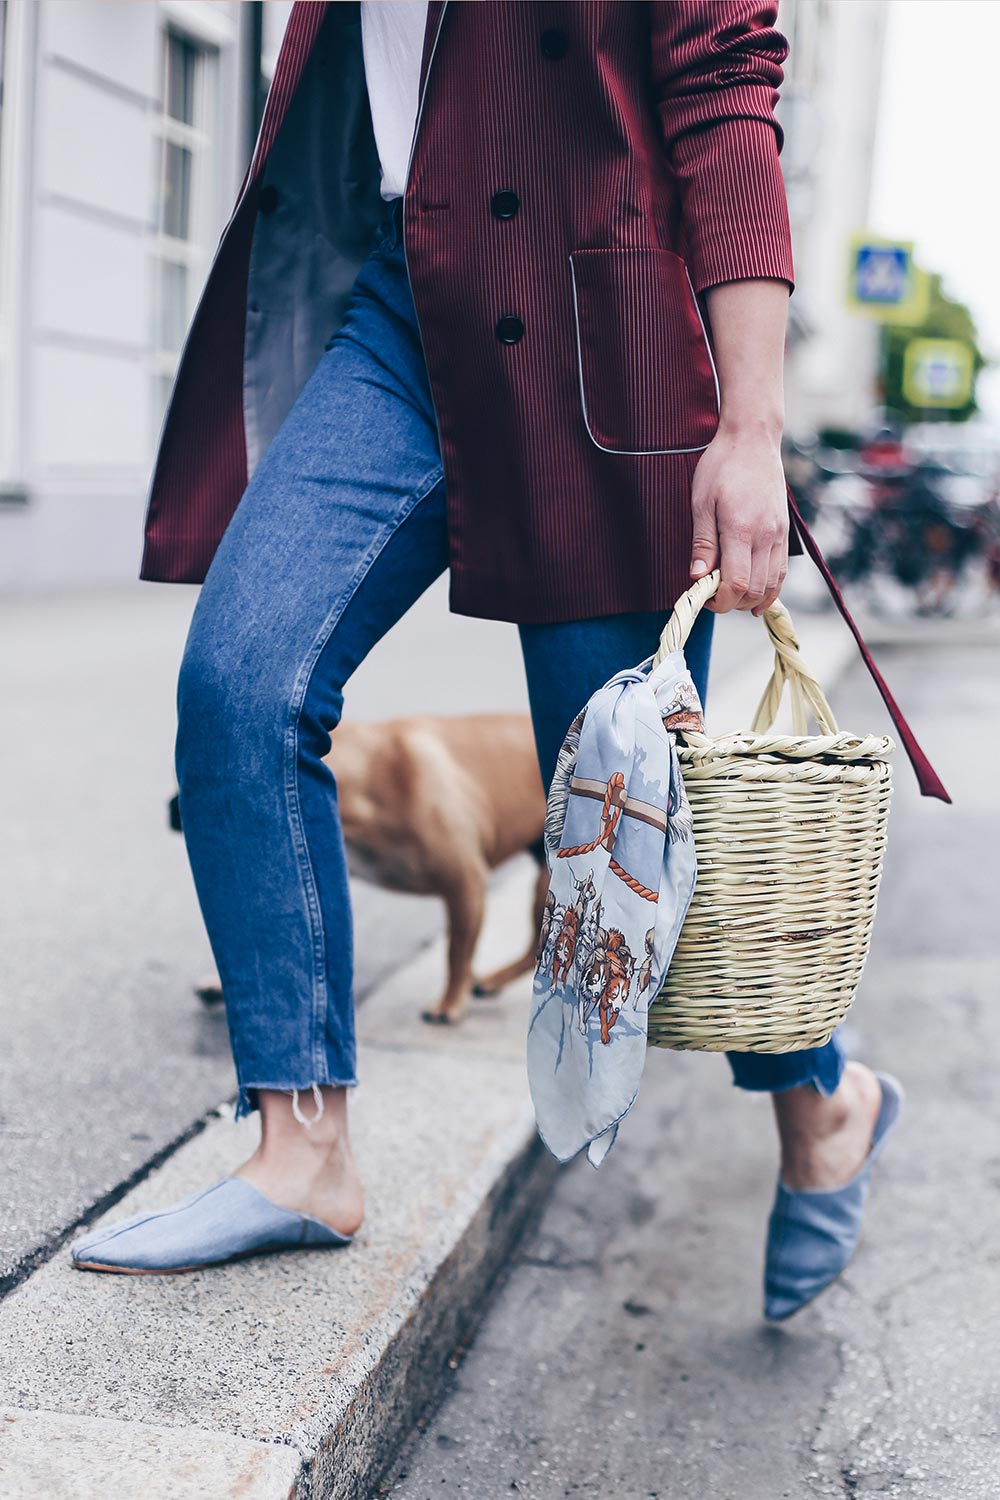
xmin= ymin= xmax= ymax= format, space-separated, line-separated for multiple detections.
xmin=0 ymin=575 xmax=532 ymax=1291
xmin=0 ymin=580 xmax=860 ymax=1500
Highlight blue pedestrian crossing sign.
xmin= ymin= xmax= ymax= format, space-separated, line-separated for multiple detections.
xmin=855 ymin=244 xmax=909 ymax=303
xmin=847 ymin=235 xmax=928 ymax=324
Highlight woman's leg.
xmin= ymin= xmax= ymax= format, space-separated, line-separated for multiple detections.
xmin=518 ymin=608 xmax=881 ymax=1188
xmin=173 ymin=216 xmax=448 ymax=1231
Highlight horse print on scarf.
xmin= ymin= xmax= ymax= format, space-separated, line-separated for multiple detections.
xmin=527 ymin=648 xmax=704 ymax=1168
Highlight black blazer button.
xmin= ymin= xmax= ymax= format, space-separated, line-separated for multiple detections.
xmin=495 ymin=315 xmax=524 ymax=345
xmin=258 ymin=184 xmax=280 ymax=215
xmin=491 ymin=189 xmax=520 ymax=220
xmin=540 ymin=28 xmax=568 ymax=59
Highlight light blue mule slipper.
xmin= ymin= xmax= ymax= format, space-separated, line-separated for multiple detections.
xmin=764 ymin=1071 xmax=904 ymax=1322
xmin=69 ymin=1176 xmax=353 ymax=1274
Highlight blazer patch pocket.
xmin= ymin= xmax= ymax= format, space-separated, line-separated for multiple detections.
xmin=568 ymin=248 xmax=720 ymax=455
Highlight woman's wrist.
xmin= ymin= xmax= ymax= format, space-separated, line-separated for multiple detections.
xmin=715 ymin=410 xmax=785 ymax=448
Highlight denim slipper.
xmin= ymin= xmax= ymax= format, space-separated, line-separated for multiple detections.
xmin=70 ymin=1176 xmax=353 ymax=1274
xmin=764 ymin=1071 xmax=904 ymax=1321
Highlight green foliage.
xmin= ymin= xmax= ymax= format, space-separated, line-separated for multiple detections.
xmin=880 ymin=272 xmax=986 ymax=424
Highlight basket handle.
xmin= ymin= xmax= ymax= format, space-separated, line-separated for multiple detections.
xmin=651 ymin=569 xmax=840 ymax=736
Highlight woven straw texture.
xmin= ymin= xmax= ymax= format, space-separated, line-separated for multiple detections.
xmin=647 ymin=570 xmax=894 ymax=1053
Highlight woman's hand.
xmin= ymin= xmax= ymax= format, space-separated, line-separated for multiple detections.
xmin=689 ymin=425 xmax=789 ymax=616
xmin=688 ymin=277 xmax=792 ymax=616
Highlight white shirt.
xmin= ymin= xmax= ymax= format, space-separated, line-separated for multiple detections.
xmin=360 ymin=1 xmax=430 ymax=202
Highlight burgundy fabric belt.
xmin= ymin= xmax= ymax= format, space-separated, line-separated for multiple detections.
xmin=786 ymin=482 xmax=951 ymax=804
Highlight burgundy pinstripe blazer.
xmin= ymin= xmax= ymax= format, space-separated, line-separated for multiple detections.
xmin=139 ymin=0 xmax=799 ymax=623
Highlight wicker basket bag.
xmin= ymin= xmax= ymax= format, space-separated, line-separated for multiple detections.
xmin=647 ymin=569 xmax=894 ymax=1054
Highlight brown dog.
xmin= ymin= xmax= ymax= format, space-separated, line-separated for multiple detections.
xmin=326 ymin=713 xmax=549 ymax=1022
xmin=181 ymin=713 xmax=549 ymax=1025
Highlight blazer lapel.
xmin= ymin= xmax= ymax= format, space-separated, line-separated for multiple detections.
xmin=419 ymin=1 xmax=449 ymax=99
xmin=246 ymin=1 xmax=332 ymax=187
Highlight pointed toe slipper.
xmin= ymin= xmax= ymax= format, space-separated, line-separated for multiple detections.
xmin=764 ymin=1071 xmax=904 ymax=1322
xmin=70 ymin=1177 xmax=353 ymax=1274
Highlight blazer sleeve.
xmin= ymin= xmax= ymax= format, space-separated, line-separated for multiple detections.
xmin=649 ymin=0 xmax=795 ymax=297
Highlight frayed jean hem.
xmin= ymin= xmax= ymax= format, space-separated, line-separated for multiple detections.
xmin=235 ymin=1077 xmax=360 ymax=1123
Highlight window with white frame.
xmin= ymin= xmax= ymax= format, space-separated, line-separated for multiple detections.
xmin=149 ymin=24 xmax=217 ymax=441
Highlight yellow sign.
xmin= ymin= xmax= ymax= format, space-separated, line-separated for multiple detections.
xmin=901 ymin=338 xmax=974 ymax=409
xmin=846 ymin=234 xmax=930 ymax=324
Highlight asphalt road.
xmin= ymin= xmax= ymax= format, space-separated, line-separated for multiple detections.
xmin=386 ymin=638 xmax=1000 ymax=1500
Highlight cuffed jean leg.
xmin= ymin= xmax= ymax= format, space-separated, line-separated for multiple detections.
xmin=174 ymin=219 xmax=448 ymax=1117
xmin=725 ymin=1030 xmax=847 ymax=1096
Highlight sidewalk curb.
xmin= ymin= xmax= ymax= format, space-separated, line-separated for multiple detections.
xmin=0 ymin=610 xmax=857 ymax=1500
xmin=0 ymin=872 xmax=557 ymax=1500
xmin=307 ymin=1136 xmax=556 ymax=1500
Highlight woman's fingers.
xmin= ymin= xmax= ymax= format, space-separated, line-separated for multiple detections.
xmin=752 ymin=544 xmax=788 ymax=617
xmin=713 ymin=532 xmax=787 ymax=614
xmin=744 ymin=537 xmax=773 ymax=611
xmin=689 ymin=492 xmax=720 ymax=582
xmin=709 ymin=531 xmax=752 ymax=612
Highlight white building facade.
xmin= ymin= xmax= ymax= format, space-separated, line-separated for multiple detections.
xmin=0 ymin=0 xmax=290 ymax=590
xmin=777 ymin=0 xmax=889 ymax=439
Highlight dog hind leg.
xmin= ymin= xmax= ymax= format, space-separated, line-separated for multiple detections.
xmin=473 ymin=860 xmax=550 ymax=997
xmin=421 ymin=864 xmax=488 ymax=1026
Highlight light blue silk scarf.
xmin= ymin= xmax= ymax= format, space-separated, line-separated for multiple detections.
xmin=527 ymin=646 xmax=704 ymax=1167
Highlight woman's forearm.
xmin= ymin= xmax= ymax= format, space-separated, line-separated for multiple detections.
xmin=689 ymin=278 xmax=792 ymax=615
xmin=705 ymin=278 xmax=788 ymax=441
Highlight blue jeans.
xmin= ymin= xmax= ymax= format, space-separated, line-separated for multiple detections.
xmin=175 ymin=199 xmax=845 ymax=1120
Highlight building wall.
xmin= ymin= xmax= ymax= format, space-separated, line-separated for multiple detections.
xmin=0 ymin=0 xmax=278 ymax=590
xmin=778 ymin=0 xmax=889 ymax=438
